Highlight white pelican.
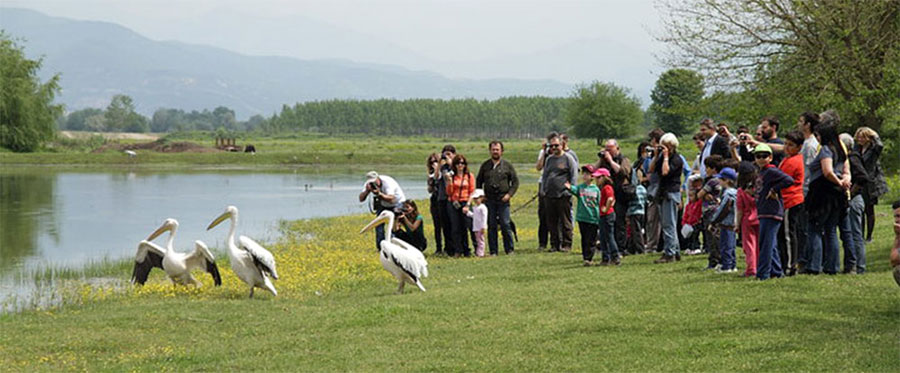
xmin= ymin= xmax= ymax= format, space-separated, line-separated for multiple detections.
xmin=131 ymin=218 xmax=222 ymax=287
xmin=124 ymin=150 xmax=137 ymax=158
xmin=207 ymin=206 xmax=279 ymax=298
xmin=360 ymin=210 xmax=428 ymax=293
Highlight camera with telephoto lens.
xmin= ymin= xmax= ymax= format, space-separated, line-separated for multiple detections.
xmin=368 ymin=181 xmax=378 ymax=191
xmin=597 ymin=150 xmax=606 ymax=158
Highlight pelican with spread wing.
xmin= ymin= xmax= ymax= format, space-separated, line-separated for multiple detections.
xmin=131 ymin=218 xmax=222 ymax=287
xmin=207 ymin=206 xmax=278 ymax=298
xmin=360 ymin=210 xmax=428 ymax=293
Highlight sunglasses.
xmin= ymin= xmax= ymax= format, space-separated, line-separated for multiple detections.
xmin=755 ymin=152 xmax=771 ymax=159
xmin=548 ymin=144 xmax=560 ymax=148
xmin=457 ymin=162 xmax=467 ymax=166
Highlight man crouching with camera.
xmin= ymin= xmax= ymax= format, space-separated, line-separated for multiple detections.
xmin=359 ymin=171 xmax=407 ymax=250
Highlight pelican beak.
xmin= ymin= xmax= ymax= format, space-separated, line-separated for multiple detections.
xmin=146 ymin=222 xmax=172 ymax=241
xmin=207 ymin=211 xmax=230 ymax=230
xmin=359 ymin=214 xmax=388 ymax=234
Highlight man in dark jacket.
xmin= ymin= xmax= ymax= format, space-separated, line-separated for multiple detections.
xmin=595 ymin=139 xmax=632 ymax=254
xmin=477 ymin=141 xmax=520 ymax=255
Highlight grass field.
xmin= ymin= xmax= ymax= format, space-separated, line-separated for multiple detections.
xmin=1 ymin=181 xmax=897 ymax=371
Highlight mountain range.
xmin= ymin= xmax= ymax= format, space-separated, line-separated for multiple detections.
xmin=0 ymin=8 xmax=576 ymax=119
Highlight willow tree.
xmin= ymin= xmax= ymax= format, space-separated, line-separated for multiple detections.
xmin=657 ymin=0 xmax=900 ymax=131
xmin=0 ymin=33 xmax=62 ymax=152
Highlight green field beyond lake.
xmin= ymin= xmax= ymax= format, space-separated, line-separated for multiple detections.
xmin=0 ymin=135 xmax=898 ymax=371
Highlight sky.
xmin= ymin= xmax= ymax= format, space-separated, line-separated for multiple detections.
xmin=2 ymin=0 xmax=666 ymax=100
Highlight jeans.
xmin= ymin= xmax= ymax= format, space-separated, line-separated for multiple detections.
xmin=757 ymin=218 xmax=783 ymax=280
xmin=844 ymin=194 xmax=866 ymax=273
xmin=578 ymin=221 xmax=598 ymax=262
xmin=808 ymin=207 xmax=841 ymax=274
xmin=660 ymin=192 xmax=681 ymax=257
xmin=614 ymin=197 xmax=628 ymax=253
xmin=438 ymin=199 xmax=453 ymax=255
xmin=645 ymin=201 xmax=661 ymax=252
xmin=718 ymin=226 xmax=736 ymax=270
xmin=599 ymin=212 xmax=619 ymax=261
xmin=485 ymin=200 xmax=515 ymax=255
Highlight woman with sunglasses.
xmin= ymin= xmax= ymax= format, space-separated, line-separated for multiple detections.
xmin=445 ymin=154 xmax=476 ymax=257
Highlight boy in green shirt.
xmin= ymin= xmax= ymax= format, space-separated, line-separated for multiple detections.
xmin=566 ymin=165 xmax=601 ymax=266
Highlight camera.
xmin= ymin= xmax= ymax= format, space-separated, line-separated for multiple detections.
xmin=739 ymin=134 xmax=750 ymax=141
xmin=368 ymin=181 xmax=378 ymax=191
xmin=597 ymin=150 xmax=607 ymax=158
xmin=645 ymin=146 xmax=654 ymax=154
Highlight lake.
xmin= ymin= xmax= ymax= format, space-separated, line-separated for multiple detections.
xmin=0 ymin=166 xmax=429 ymax=310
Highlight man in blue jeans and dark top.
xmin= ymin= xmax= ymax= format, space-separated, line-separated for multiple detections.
xmin=753 ymin=144 xmax=794 ymax=280
xmin=476 ymin=141 xmax=520 ymax=255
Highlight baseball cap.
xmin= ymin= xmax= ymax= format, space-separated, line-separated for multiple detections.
xmin=753 ymin=143 xmax=773 ymax=154
xmin=716 ymin=167 xmax=737 ymax=180
xmin=592 ymin=168 xmax=611 ymax=177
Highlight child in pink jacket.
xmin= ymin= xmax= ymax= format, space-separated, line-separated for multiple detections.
xmin=736 ymin=164 xmax=759 ymax=277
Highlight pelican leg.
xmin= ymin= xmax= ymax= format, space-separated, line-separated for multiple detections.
xmin=397 ymin=281 xmax=405 ymax=294
xmin=249 ymin=286 xmax=255 ymax=299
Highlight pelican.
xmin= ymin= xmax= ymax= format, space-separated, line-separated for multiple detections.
xmin=131 ymin=218 xmax=222 ymax=287
xmin=360 ymin=210 xmax=428 ymax=293
xmin=207 ymin=206 xmax=278 ymax=298
xmin=124 ymin=150 xmax=137 ymax=158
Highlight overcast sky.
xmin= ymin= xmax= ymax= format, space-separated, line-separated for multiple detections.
xmin=3 ymin=0 xmax=665 ymax=99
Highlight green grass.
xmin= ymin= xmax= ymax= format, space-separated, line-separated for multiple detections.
xmin=1 ymin=182 xmax=897 ymax=371
xmin=0 ymin=132 xmax=658 ymax=167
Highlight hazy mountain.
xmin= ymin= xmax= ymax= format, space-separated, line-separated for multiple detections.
xmin=0 ymin=8 xmax=573 ymax=119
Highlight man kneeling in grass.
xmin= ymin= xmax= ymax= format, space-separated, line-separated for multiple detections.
xmin=892 ymin=200 xmax=900 ymax=287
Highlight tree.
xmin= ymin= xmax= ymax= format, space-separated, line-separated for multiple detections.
xmin=62 ymin=108 xmax=103 ymax=131
xmin=649 ymin=69 xmax=704 ymax=136
xmin=566 ymin=81 xmax=643 ymax=141
xmin=0 ymin=33 xmax=62 ymax=152
xmin=658 ymin=0 xmax=900 ymax=131
xmin=104 ymin=94 xmax=148 ymax=132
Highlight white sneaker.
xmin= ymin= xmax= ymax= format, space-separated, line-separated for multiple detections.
xmin=715 ymin=268 xmax=738 ymax=274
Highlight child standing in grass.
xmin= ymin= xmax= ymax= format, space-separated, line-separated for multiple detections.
xmin=566 ymin=165 xmax=601 ymax=266
xmin=736 ymin=163 xmax=759 ymax=277
xmin=681 ymin=175 xmax=704 ymax=255
xmin=595 ymin=168 xmax=620 ymax=266
xmin=699 ymin=155 xmax=724 ymax=269
xmin=464 ymin=189 xmax=488 ymax=257
xmin=709 ymin=167 xmax=738 ymax=273
xmin=626 ymin=171 xmax=648 ymax=255
xmin=754 ymin=144 xmax=794 ymax=280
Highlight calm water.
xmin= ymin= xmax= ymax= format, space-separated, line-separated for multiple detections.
xmin=0 ymin=166 xmax=427 ymax=309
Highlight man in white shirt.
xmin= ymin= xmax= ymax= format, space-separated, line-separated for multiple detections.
xmin=359 ymin=171 xmax=406 ymax=250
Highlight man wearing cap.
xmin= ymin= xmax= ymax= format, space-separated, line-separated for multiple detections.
xmin=541 ymin=134 xmax=578 ymax=252
xmin=359 ymin=171 xmax=407 ymax=250
xmin=476 ymin=141 xmax=519 ymax=255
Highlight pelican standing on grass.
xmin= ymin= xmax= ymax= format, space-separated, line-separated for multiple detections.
xmin=131 ymin=218 xmax=222 ymax=287
xmin=360 ymin=210 xmax=429 ymax=293
xmin=207 ymin=206 xmax=279 ymax=298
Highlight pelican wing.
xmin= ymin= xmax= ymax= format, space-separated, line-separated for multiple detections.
xmin=186 ymin=240 xmax=222 ymax=286
xmin=386 ymin=238 xmax=429 ymax=279
xmin=132 ymin=241 xmax=165 ymax=285
xmin=239 ymin=235 xmax=278 ymax=280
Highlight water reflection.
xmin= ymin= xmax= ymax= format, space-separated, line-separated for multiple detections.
xmin=0 ymin=171 xmax=59 ymax=271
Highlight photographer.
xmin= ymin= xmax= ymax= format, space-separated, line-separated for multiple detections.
xmin=476 ymin=141 xmax=519 ymax=255
xmin=650 ymin=133 xmax=685 ymax=263
xmin=431 ymin=144 xmax=457 ymax=255
xmin=744 ymin=116 xmax=786 ymax=165
xmin=729 ymin=126 xmax=756 ymax=163
xmin=359 ymin=170 xmax=406 ymax=250
xmin=393 ymin=201 xmax=427 ymax=252
xmin=594 ymin=139 xmax=631 ymax=254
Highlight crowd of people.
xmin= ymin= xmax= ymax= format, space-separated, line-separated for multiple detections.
xmin=360 ymin=109 xmax=896 ymax=282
